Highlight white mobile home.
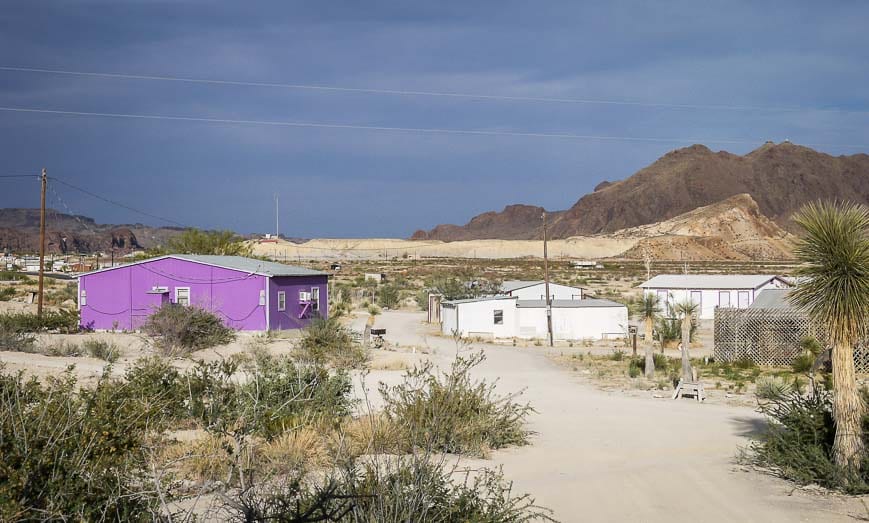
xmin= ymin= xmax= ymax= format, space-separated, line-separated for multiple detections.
xmin=441 ymin=296 xmax=627 ymax=341
xmin=500 ymin=280 xmax=584 ymax=301
xmin=639 ymin=274 xmax=790 ymax=320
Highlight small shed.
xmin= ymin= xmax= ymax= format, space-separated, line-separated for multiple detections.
xmin=77 ymin=254 xmax=328 ymax=331
xmin=639 ymin=274 xmax=790 ymax=320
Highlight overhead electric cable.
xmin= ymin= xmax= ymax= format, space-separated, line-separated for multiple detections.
xmin=1 ymin=106 xmax=865 ymax=149
xmin=1 ymin=65 xmax=866 ymax=115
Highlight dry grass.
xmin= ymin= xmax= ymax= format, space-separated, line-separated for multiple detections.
xmin=260 ymin=427 xmax=331 ymax=474
xmin=161 ymin=434 xmax=236 ymax=483
xmin=333 ymin=414 xmax=403 ymax=457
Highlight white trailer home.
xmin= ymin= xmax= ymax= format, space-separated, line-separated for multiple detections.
xmin=500 ymin=280 xmax=584 ymax=301
xmin=441 ymin=296 xmax=627 ymax=341
xmin=639 ymin=274 xmax=790 ymax=320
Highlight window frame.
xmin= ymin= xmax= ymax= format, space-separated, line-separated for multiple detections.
xmin=175 ymin=287 xmax=191 ymax=307
xmin=277 ymin=291 xmax=286 ymax=311
xmin=493 ymin=309 xmax=504 ymax=325
xmin=311 ymin=287 xmax=320 ymax=311
xmin=718 ymin=291 xmax=731 ymax=308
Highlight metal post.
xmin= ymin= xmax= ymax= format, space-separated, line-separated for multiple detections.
xmin=37 ymin=168 xmax=47 ymax=317
xmin=542 ymin=211 xmax=553 ymax=347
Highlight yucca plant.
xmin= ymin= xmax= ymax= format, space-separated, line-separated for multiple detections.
xmin=789 ymin=201 xmax=869 ymax=473
xmin=639 ymin=293 xmax=659 ymax=379
xmin=673 ymin=300 xmax=699 ymax=382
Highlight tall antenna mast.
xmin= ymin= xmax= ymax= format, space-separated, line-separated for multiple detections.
xmin=274 ymin=193 xmax=279 ymax=239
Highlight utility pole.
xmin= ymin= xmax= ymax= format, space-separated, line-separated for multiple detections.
xmin=37 ymin=168 xmax=47 ymax=317
xmin=542 ymin=211 xmax=553 ymax=347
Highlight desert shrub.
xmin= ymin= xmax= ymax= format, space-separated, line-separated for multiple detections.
xmin=0 ymin=287 xmax=15 ymax=301
xmin=142 ymin=304 xmax=235 ymax=356
xmin=123 ymin=356 xmax=187 ymax=422
xmin=377 ymin=284 xmax=400 ymax=309
xmin=45 ymin=281 xmax=77 ymax=305
xmin=0 ymin=366 xmax=162 ymax=520
xmin=225 ymin=456 xmax=555 ymax=523
xmin=82 ymin=338 xmax=120 ymax=362
xmin=41 ymin=340 xmax=83 ymax=357
xmin=379 ymin=352 xmax=533 ymax=457
xmin=0 ymin=309 xmax=79 ymax=334
xmin=628 ymin=358 xmax=642 ymax=378
xmin=747 ymin=387 xmax=869 ymax=494
xmin=0 ymin=329 xmax=35 ymax=352
xmin=296 ymin=316 xmax=367 ymax=369
xmin=610 ymin=349 xmax=625 ymax=361
xmin=755 ymin=375 xmax=794 ymax=400
xmin=0 ymin=270 xmax=30 ymax=282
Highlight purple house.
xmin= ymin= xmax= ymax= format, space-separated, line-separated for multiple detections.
xmin=77 ymin=254 xmax=328 ymax=331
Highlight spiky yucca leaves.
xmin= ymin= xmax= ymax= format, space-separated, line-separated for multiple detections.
xmin=789 ymin=201 xmax=869 ymax=473
xmin=639 ymin=293 xmax=660 ymax=379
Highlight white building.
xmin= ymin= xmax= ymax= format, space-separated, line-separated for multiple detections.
xmin=500 ymin=280 xmax=584 ymax=301
xmin=638 ymin=274 xmax=790 ymax=320
xmin=441 ymin=296 xmax=627 ymax=341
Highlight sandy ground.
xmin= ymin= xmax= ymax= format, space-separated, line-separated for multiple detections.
xmin=252 ymin=237 xmax=636 ymax=260
xmin=358 ymin=311 xmax=868 ymax=522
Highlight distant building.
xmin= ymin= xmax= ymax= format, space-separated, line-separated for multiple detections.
xmin=639 ymin=274 xmax=790 ymax=320
xmin=440 ymin=295 xmax=627 ymax=341
xmin=77 ymin=254 xmax=328 ymax=331
xmin=571 ymin=260 xmax=603 ymax=269
xmin=364 ymin=273 xmax=386 ymax=283
xmin=500 ymin=280 xmax=584 ymax=301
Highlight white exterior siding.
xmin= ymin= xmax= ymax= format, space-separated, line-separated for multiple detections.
xmin=441 ymin=298 xmax=518 ymax=339
xmin=642 ymin=276 xmax=789 ymax=320
xmin=440 ymin=297 xmax=627 ymax=341
xmin=506 ymin=282 xmax=583 ymax=300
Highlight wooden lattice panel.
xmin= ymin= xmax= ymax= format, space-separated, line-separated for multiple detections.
xmin=714 ymin=308 xmax=868 ymax=373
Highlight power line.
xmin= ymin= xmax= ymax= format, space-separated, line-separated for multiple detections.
xmin=1 ymin=106 xmax=866 ymax=149
xmin=0 ymin=174 xmax=39 ymax=178
xmin=48 ymin=176 xmax=188 ymax=227
xmin=2 ymin=65 xmax=867 ymax=116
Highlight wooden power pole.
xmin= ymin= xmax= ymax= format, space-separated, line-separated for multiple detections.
xmin=542 ymin=211 xmax=553 ymax=347
xmin=37 ymin=168 xmax=47 ymax=317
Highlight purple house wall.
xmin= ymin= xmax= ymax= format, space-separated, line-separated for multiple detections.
xmin=78 ymin=255 xmax=328 ymax=331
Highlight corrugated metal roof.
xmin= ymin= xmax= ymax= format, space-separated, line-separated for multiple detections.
xmin=172 ymin=255 xmax=327 ymax=277
xmin=500 ymin=280 xmax=544 ymax=292
xmin=639 ymin=274 xmax=783 ymax=290
xmin=78 ymin=254 xmax=327 ymax=278
xmin=750 ymin=289 xmax=793 ymax=309
xmin=442 ymin=296 xmax=517 ymax=306
xmin=516 ymin=298 xmax=625 ymax=308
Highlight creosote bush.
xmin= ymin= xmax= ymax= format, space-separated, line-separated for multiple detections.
xmin=142 ymin=303 xmax=235 ymax=356
xmin=747 ymin=387 xmax=869 ymax=494
xmin=296 ymin=316 xmax=367 ymax=369
xmin=379 ymin=352 xmax=533 ymax=457
xmin=0 ymin=310 xmax=79 ymax=334
xmin=82 ymin=338 xmax=121 ymax=362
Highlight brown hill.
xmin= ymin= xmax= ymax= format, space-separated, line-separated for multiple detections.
xmin=615 ymin=193 xmax=796 ymax=260
xmin=413 ymin=142 xmax=869 ymax=242
xmin=411 ymin=205 xmax=563 ymax=241
xmin=0 ymin=208 xmax=183 ymax=254
xmin=550 ymin=142 xmax=869 ymax=236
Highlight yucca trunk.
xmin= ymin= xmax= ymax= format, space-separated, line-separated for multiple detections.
xmin=644 ymin=317 xmax=655 ymax=379
xmin=831 ymin=339 xmax=866 ymax=470
xmin=680 ymin=315 xmax=692 ymax=382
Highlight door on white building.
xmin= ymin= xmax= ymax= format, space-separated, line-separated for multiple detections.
xmin=737 ymin=291 xmax=750 ymax=308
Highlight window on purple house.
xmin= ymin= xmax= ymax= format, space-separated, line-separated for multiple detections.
xmin=175 ymin=287 xmax=190 ymax=306
xmin=312 ymin=287 xmax=320 ymax=311
xmin=277 ymin=291 xmax=286 ymax=311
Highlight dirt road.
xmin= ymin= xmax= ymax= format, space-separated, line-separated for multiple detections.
xmin=363 ymin=311 xmax=865 ymax=522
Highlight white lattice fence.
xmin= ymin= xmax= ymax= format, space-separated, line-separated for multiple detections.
xmin=714 ymin=308 xmax=869 ymax=373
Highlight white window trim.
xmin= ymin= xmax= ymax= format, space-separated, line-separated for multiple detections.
xmin=718 ymin=291 xmax=731 ymax=308
xmin=277 ymin=291 xmax=286 ymax=311
xmin=175 ymin=287 xmax=191 ymax=306
xmin=311 ymin=287 xmax=320 ymax=311
xmin=493 ymin=309 xmax=504 ymax=325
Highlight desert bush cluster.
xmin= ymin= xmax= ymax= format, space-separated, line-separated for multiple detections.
xmin=142 ymin=304 xmax=236 ymax=356
xmin=0 ymin=319 xmax=543 ymax=521
xmin=0 ymin=310 xmax=79 ymax=334
xmin=746 ymin=386 xmax=869 ymax=494
xmin=295 ymin=316 xmax=367 ymax=369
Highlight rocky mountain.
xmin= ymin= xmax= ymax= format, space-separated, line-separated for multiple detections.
xmin=0 ymin=208 xmax=183 ymax=254
xmin=411 ymin=205 xmax=563 ymax=241
xmin=413 ymin=142 xmax=869 ymax=241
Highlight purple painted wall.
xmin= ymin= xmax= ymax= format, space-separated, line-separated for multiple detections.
xmin=268 ymin=275 xmax=329 ymax=330
xmin=78 ymin=257 xmax=323 ymax=331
